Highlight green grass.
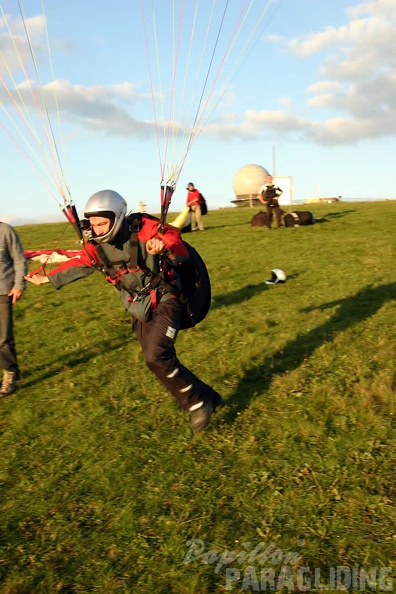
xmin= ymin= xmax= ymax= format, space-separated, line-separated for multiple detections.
xmin=1 ymin=201 xmax=395 ymax=593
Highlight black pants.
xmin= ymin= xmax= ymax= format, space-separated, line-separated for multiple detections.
xmin=133 ymin=297 xmax=220 ymax=410
xmin=266 ymin=206 xmax=283 ymax=228
xmin=0 ymin=295 xmax=19 ymax=377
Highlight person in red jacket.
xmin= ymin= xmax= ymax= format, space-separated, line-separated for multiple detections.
xmin=186 ymin=182 xmax=204 ymax=231
xmin=25 ymin=190 xmax=222 ymax=432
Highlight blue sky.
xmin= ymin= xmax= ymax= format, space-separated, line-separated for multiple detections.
xmin=1 ymin=0 xmax=396 ymax=225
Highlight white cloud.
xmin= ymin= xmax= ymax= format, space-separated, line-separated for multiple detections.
xmin=0 ymin=79 xmax=156 ymax=138
xmin=202 ymin=109 xmax=309 ymax=141
xmin=308 ymin=93 xmax=337 ymax=109
xmin=4 ymin=69 xmax=391 ymax=148
xmin=307 ymin=81 xmax=343 ymax=94
xmin=245 ymin=109 xmax=307 ymax=132
xmin=347 ymin=0 xmax=396 ymax=20
xmin=267 ymin=34 xmax=283 ymax=44
xmin=288 ymin=26 xmax=348 ymax=57
xmin=0 ymin=14 xmax=47 ymax=71
xmin=2 ymin=2 xmax=396 ymax=148
xmin=278 ymin=96 xmax=293 ymax=107
xmin=285 ymin=0 xmax=396 ymax=144
xmin=314 ymin=114 xmax=396 ymax=144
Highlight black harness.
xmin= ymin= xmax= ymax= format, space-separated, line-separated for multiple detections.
xmin=93 ymin=214 xmax=186 ymax=304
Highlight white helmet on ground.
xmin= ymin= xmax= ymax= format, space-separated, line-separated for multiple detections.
xmin=84 ymin=189 xmax=127 ymax=243
xmin=265 ymin=269 xmax=287 ymax=285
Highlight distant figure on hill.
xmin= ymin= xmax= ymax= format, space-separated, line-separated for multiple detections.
xmin=186 ymin=182 xmax=205 ymax=232
xmin=257 ymin=175 xmax=284 ymax=229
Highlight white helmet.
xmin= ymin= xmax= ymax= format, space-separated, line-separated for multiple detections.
xmin=84 ymin=189 xmax=127 ymax=243
xmin=265 ymin=269 xmax=287 ymax=285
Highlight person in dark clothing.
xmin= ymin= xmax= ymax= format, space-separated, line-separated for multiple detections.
xmin=257 ymin=175 xmax=284 ymax=229
xmin=25 ymin=190 xmax=223 ymax=432
xmin=0 ymin=222 xmax=27 ymax=396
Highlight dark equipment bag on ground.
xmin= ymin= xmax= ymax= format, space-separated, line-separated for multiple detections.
xmin=283 ymin=211 xmax=315 ymax=227
xmin=251 ymin=211 xmax=268 ymax=226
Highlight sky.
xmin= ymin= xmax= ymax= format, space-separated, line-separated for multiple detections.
xmin=1 ymin=0 xmax=396 ymax=226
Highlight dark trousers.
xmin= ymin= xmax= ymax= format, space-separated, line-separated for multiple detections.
xmin=266 ymin=205 xmax=283 ymax=228
xmin=133 ymin=297 xmax=219 ymax=410
xmin=0 ymin=295 xmax=19 ymax=377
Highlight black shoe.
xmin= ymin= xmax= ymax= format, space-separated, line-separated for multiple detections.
xmin=212 ymin=392 xmax=224 ymax=409
xmin=190 ymin=395 xmax=224 ymax=433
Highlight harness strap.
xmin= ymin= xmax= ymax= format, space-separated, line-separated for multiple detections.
xmin=126 ymin=213 xmax=187 ymax=303
xmin=94 ymin=215 xmax=141 ymax=287
xmin=128 ymin=215 xmax=140 ymax=268
xmin=94 ymin=245 xmax=123 ymax=284
xmin=92 ymin=213 xmax=188 ymax=307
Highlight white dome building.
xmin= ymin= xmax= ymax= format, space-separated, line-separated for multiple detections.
xmin=232 ymin=163 xmax=270 ymax=207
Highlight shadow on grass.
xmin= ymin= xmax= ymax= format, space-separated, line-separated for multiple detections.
xmin=211 ymin=275 xmax=301 ymax=311
xmin=310 ymin=218 xmax=330 ymax=225
xmin=20 ymin=337 xmax=128 ymax=389
xmin=286 ymin=209 xmax=357 ymax=226
xmin=223 ymin=282 xmax=396 ymax=424
xmin=211 ymin=282 xmax=269 ymax=310
xmin=323 ymin=210 xmax=356 ymax=218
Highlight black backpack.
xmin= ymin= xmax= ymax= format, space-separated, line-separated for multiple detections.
xmin=174 ymin=241 xmax=211 ymax=329
xmin=199 ymin=193 xmax=208 ymax=216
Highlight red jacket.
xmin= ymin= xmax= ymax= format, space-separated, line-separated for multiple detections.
xmin=186 ymin=189 xmax=202 ymax=208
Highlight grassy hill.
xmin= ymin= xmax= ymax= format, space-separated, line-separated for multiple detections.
xmin=1 ymin=201 xmax=395 ymax=593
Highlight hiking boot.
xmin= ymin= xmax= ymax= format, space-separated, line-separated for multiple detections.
xmin=190 ymin=394 xmax=224 ymax=433
xmin=0 ymin=370 xmax=18 ymax=397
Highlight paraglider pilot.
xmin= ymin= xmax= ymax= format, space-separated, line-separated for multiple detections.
xmin=25 ymin=190 xmax=223 ymax=432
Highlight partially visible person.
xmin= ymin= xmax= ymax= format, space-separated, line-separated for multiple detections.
xmin=257 ymin=175 xmax=284 ymax=230
xmin=186 ymin=182 xmax=205 ymax=232
xmin=25 ymin=190 xmax=223 ymax=432
xmin=0 ymin=221 xmax=27 ymax=396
